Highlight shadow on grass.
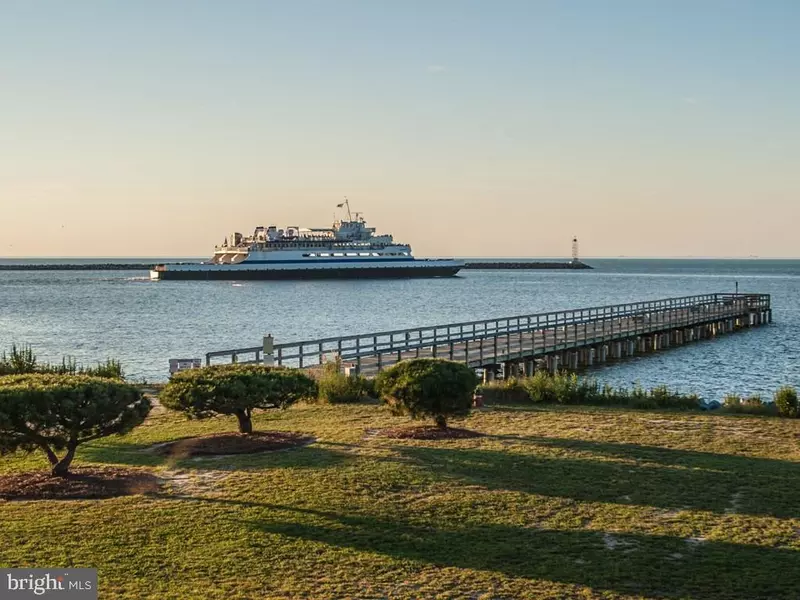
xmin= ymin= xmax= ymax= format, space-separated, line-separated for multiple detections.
xmin=79 ymin=441 xmax=357 ymax=472
xmin=394 ymin=442 xmax=800 ymax=518
xmin=247 ymin=505 xmax=800 ymax=599
xmin=492 ymin=434 xmax=800 ymax=473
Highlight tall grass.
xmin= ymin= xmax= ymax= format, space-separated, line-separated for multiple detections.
xmin=314 ymin=358 xmax=374 ymax=404
xmin=479 ymin=371 xmax=701 ymax=410
xmin=480 ymin=371 xmax=799 ymax=417
xmin=0 ymin=344 xmax=125 ymax=379
xmin=722 ymin=393 xmax=778 ymax=416
xmin=475 ymin=376 xmax=529 ymax=403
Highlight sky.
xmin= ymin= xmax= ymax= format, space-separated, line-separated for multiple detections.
xmin=1 ymin=0 xmax=799 ymax=258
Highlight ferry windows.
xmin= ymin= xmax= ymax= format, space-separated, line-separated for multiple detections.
xmin=371 ymin=253 xmax=379 ymax=257
xmin=346 ymin=252 xmax=357 ymax=256
xmin=333 ymin=252 xmax=344 ymax=257
xmin=359 ymin=252 xmax=370 ymax=256
xmin=320 ymin=253 xmax=330 ymax=257
xmin=402 ymin=252 xmax=409 ymax=256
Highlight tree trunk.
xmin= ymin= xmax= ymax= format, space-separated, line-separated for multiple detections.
xmin=37 ymin=442 xmax=60 ymax=468
xmin=235 ymin=410 xmax=253 ymax=434
xmin=434 ymin=415 xmax=448 ymax=429
xmin=51 ymin=442 xmax=77 ymax=477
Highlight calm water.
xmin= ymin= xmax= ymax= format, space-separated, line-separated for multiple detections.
xmin=1 ymin=259 xmax=798 ymax=399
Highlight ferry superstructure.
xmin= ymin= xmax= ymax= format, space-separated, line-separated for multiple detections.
xmin=150 ymin=202 xmax=463 ymax=280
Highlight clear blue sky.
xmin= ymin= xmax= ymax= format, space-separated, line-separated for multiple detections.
xmin=2 ymin=1 xmax=799 ymax=257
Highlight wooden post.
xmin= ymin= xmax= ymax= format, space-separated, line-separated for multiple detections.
xmin=263 ymin=335 xmax=275 ymax=367
xmin=525 ymin=360 xmax=534 ymax=376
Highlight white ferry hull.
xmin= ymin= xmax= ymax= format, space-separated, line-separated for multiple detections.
xmin=150 ymin=260 xmax=463 ymax=281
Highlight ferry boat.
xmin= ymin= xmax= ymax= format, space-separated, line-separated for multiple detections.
xmin=150 ymin=201 xmax=463 ymax=280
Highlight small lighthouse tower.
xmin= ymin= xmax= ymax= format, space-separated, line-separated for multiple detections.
xmin=571 ymin=236 xmax=580 ymax=265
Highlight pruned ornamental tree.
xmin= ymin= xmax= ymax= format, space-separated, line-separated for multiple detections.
xmin=160 ymin=365 xmax=318 ymax=434
xmin=0 ymin=374 xmax=151 ymax=477
xmin=374 ymin=359 xmax=479 ymax=428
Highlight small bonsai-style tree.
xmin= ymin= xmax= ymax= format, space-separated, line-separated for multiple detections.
xmin=0 ymin=374 xmax=151 ymax=477
xmin=374 ymin=358 xmax=479 ymax=428
xmin=160 ymin=364 xmax=318 ymax=434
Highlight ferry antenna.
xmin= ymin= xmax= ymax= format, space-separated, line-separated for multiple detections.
xmin=336 ymin=197 xmax=353 ymax=221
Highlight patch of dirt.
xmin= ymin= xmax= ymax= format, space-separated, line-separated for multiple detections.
xmin=0 ymin=467 xmax=161 ymax=501
xmin=377 ymin=426 xmax=483 ymax=440
xmin=151 ymin=431 xmax=315 ymax=458
xmin=159 ymin=469 xmax=231 ymax=495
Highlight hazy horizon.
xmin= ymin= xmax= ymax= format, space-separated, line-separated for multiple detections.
xmin=2 ymin=1 xmax=799 ymax=258
xmin=3 ymin=255 xmax=800 ymax=262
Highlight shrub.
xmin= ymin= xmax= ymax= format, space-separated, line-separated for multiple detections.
xmin=521 ymin=371 xmax=558 ymax=403
xmin=723 ymin=393 xmax=743 ymax=408
xmin=723 ymin=393 xmax=777 ymax=416
xmin=0 ymin=345 xmax=124 ymax=379
xmin=0 ymin=374 xmax=151 ymax=476
xmin=647 ymin=385 xmax=701 ymax=410
xmin=161 ymin=364 xmax=318 ymax=434
xmin=743 ymin=394 xmax=765 ymax=407
xmin=774 ymin=386 xmax=799 ymax=418
xmin=518 ymin=372 xmax=602 ymax=405
xmin=374 ymin=359 xmax=479 ymax=428
xmin=512 ymin=371 xmax=700 ymax=410
xmin=316 ymin=360 xmax=373 ymax=404
xmin=0 ymin=344 xmax=37 ymax=375
xmin=477 ymin=377 xmax=530 ymax=404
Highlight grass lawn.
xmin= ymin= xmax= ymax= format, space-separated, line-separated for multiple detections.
xmin=1 ymin=401 xmax=799 ymax=599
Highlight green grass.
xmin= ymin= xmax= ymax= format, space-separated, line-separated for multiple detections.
xmin=2 ymin=402 xmax=800 ymax=599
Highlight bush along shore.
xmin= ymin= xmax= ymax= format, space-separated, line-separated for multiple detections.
xmin=0 ymin=344 xmax=123 ymax=379
xmin=477 ymin=371 xmax=800 ymax=417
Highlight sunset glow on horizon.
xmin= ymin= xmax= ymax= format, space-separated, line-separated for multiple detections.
xmin=2 ymin=1 xmax=799 ymax=258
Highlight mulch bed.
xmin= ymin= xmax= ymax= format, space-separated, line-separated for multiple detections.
xmin=0 ymin=467 xmax=161 ymax=501
xmin=377 ymin=426 xmax=483 ymax=440
xmin=151 ymin=431 xmax=315 ymax=458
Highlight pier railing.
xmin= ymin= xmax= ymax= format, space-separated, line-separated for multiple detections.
xmin=205 ymin=293 xmax=771 ymax=373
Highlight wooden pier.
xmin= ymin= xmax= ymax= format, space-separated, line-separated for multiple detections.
xmin=205 ymin=293 xmax=772 ymax=378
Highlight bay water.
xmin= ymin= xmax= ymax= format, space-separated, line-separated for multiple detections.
xmin=1 ymin=258 xmax=798 ymax=400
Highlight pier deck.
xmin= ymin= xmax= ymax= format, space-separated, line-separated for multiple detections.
xmin=205 ymin=293 xmax=771 ymax=377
